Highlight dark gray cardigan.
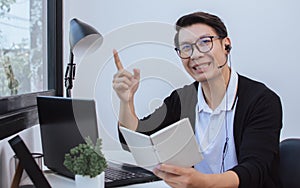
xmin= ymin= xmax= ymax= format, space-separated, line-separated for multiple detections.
xmin=120 ymin=74 xmax=283 ymax=188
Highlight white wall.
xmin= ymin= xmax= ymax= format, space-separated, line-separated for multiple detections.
xmin=64 ymin=0 xmax=300 ymax=150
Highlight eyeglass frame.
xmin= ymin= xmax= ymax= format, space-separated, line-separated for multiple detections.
xmin=175 ymin=35 xmax=224 ymax=59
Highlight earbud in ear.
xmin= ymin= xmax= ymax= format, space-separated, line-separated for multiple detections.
xmin=225 ymin=44 xmax=232 ymax=53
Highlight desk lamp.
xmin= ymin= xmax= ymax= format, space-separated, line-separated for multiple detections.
xmin=65 ymin=18 xmax=103 ymax=97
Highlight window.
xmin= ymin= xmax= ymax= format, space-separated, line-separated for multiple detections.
xmin=1 ymin=0 xmax=44 ymax=96
xmin=0 ymin=0 xmax=63 ymax=139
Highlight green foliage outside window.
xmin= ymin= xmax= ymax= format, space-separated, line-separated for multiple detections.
xmin=0 ymin=0 xmax=44 ymax=96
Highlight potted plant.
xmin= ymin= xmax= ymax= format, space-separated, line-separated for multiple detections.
xmin=63 ymin=137 xmax=107 ymax=188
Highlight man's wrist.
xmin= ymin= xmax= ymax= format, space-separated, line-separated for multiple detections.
xmin=204 ymin=171 xmax=239 ymax=188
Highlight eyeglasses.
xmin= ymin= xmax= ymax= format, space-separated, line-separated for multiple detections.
xmin=175 ymin=36 xmax=222 ymax=59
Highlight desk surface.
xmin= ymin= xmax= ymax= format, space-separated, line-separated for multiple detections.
xmin=46 ymin=173 xmax=168 ymax=188
xmin=45 ymin=150 xmax=169 ymax=188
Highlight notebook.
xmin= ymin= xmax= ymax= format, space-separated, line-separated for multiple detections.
xmin=120 ymin=118 xmax=202 ymax=171
xmin=37 ymin=96 xmax=159 ymax=187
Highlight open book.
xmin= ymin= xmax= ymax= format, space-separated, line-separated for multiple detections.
xmin=119 ymin=118 xmax=203 ymax=170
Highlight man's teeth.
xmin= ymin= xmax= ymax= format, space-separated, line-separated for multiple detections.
xmin=194 ymin=63 xmax=209 ymax=70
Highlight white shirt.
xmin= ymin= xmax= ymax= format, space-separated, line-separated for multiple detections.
xmin=194 ymin=69 xmax=238 ymax=174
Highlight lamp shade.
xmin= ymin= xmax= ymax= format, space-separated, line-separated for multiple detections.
xmin=69 ymin=18 xmax=103 ymax=57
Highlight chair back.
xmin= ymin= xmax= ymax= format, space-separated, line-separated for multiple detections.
xmin=280 ymin=138 xmax=300 ymax=188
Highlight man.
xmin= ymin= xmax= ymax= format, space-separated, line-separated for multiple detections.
xmin=112 ymin=12 xmax=282 ymax=188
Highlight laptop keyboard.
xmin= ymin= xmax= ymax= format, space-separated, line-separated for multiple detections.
xmin=104 ymin=162 xmax=160 ymax=187
xmin=105 ymin=166 xmax=152 ymax=182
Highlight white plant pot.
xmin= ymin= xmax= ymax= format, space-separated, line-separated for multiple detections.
xmin=75 ymin=172 xmax=105 ymax=188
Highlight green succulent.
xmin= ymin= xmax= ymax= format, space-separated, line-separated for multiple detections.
xmin=63 ymin=137 xmax=107 ymax=178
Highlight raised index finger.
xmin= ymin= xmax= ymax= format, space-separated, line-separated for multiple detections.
xmin=113 ymin=49 xmax=124 ymax=70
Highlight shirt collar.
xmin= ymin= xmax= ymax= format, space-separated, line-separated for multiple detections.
xmin=197 ymin=68 xmax=238 ymax=114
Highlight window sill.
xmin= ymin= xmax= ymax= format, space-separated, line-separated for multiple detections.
xmin=0 ymin=90 xmax=55 ymax=140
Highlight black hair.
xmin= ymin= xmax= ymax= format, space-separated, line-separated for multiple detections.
xmin=174 ymin=12 xmax=228 ymax=47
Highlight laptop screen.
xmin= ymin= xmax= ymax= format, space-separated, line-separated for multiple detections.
xmin=37 ymin=96 xmax=99 ymax=178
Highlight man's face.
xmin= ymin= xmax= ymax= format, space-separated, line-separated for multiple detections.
xmin=177 ymin=23 xmax=229 ymax=83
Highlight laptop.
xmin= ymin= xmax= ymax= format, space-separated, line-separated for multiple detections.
xmin=37 ymin=96 xmax=159 ymax=187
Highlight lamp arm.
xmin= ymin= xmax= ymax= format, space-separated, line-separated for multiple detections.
xmin=64 ymin=51 xmax=76 ymax=97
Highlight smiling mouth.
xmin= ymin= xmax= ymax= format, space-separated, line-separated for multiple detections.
xmin=192 ymin=62 xmax=211 ymax=70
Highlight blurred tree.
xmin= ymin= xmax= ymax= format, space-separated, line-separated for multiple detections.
xmin=0 ymin=0 xmax=16 ymax=17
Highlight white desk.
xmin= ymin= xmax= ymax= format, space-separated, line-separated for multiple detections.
xmin=46 ymin=173 xmax=168 ymax=188
xmin=45 ymin=150 xmax=169 ymax=187
xmin=13 ymin=146 xmax=169 ymax=187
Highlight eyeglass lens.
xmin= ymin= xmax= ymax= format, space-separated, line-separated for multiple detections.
xmin=177 ymin=36 xmax=215 ymax=59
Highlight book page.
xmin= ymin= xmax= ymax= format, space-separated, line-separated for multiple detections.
xmin=119 ymin=126 xmax=159 ymax=169
xmin=150 ymin=118 xmax=203 ymax=167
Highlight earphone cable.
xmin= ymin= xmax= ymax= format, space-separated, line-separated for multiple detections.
xmin=220 ymin=53 xmax=232 ymax=173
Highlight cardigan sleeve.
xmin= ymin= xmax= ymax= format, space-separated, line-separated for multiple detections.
xmin=135 ymin=89 xmax=182 ymax=135
xmin=135 ymin=82 xmax=198 ymax=135
xmin=118 ymin=82 xmax=198 ymax=150
xmin=231 ymin=87 xmax=282 ymax=188
xmin=118 ymin=89 xmax=181 ymax=149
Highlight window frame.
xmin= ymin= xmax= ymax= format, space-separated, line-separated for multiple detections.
xmin=0 ymin=0 xmax=63 ymax=140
